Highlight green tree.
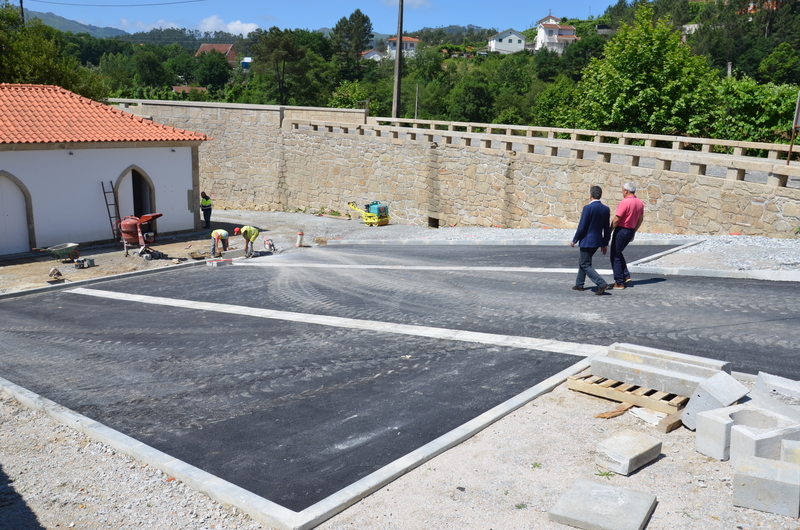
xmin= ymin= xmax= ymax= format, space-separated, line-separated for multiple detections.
xmin=330 ymin=9 xmax=373 ymax=79
xmin=133 ymin=50 xmax=174 ymax=87
xmin=328 ymin=79 xmax=367 ymax=108
xmin=757 ymin=42 xmax=800 ymax=85
xmin=251 ymin=27 xmax=307 ymax=105
xmin=195 ymin=49 xmax=232 ymax=92
xmin=533 ymin=48 xmax=561 ymax=82
xmin=570 ymin=4 xmax=719 ymax=135
xmin=446 ymin=74 xmax=494 ymax=123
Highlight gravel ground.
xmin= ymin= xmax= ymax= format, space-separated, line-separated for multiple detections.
xmin=2 ymin=211 xmax=799 ymax=530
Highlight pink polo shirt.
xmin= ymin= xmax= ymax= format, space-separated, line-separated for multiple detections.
xmin=615 ymin=194 xmax=644 ymax=229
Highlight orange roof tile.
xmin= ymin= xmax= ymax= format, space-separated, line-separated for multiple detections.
xmin=0 ymin=84 xmax=211 ymax=145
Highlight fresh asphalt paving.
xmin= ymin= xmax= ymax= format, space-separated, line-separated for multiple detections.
xmin=1 ymin=244 xmax=799 ymax=513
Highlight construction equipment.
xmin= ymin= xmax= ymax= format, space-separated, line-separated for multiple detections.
xmin=348 ymin=201 xmax=390 ymax=227
xmin=34 ymin=243 xmax=80 ymax=261
xmin=116 ymin=213 xmax=164 ymax=259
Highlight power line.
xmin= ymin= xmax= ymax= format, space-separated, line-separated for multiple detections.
xmin=29 ymin=0 xmax=205 ymax=6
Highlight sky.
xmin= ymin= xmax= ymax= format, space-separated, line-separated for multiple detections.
xmin=21 ymin=0 xmax=612 ymax=35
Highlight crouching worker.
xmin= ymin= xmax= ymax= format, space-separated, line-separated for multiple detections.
xmin=235 ymin=226 xmax=259 ymax=258
xmin=210 ymin=229 xmax=228 ymax=258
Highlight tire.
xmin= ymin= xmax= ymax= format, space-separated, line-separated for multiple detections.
xmin=68 ymin=250 xmax=80 ymax=261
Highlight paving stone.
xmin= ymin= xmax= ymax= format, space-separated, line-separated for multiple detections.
xmin=548 ymin=478 xmax=657 ymax=530
xmin=782 ymin=439 xmax=800 ymax=464
xmin=681 ymin=371 xmax=749 ymax=431
xmin=733 ymin=455 xmax=800 ymax=517
xmin=591 ymin=356 xmax=704 ymax=397
xmin=595 ymin=429 xmax=662 ymax=475
xmin=221 ymin=248 xmax=246 ymax=258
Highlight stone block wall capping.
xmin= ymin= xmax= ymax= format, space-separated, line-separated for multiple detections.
xmin=548 ymin=479 xmax=657 ymax=530
xmin=681 ymin=371 xmax=750 ymax=431
xmin=782 ymin=439 xmax=800 ymax=464
xmin=733 ymin=455 xmax=800 ymax=518
xmin=756 ymin=372 xmax=800 ymax=400
xmin=695 ymin=404 xmax=800 ymax=462
xmin=595 ymin=429 xmax=662 ymax=475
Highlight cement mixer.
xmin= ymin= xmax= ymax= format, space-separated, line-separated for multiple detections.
xmin=117 ymin=213 xmax=164 ymax=259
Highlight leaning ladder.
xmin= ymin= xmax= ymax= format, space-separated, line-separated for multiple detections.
xmin=101 ymin=181 xmax=121 ymax=242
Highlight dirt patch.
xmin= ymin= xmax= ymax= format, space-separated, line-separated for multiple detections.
xmin=0 ymin=235 xmax=231 ymax=294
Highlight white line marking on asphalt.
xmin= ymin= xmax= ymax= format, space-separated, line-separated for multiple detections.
xmin=236 ymin=262 xmax=612 ymax=274
xmin=68 ymin=287 xmax=604 ymax=357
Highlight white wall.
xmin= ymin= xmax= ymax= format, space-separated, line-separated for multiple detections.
xmin=0 ymin=174 xmax=29 ymax=254
xmin=0 ymin=145 xmax=195 ymax=249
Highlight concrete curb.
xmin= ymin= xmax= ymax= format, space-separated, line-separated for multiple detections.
xmin=629 ymin=265 xmax=800 ymax=283
xmin=0 ymin=358 xmax=591 ymax=530
xmin=326 ymin=239 xmax=697 ymax=246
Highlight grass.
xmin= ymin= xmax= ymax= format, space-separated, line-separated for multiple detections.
xmin=530 ymin=462 xmax=542 ymax=469
xmin=595 ymin=470 xmax=614 ymax=480
xmin=514 ymin=502 xmax=527 ymax=509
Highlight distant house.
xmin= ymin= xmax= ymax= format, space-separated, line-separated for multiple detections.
xmin=195 ymin=44 xmax=237 ymax=67
xmin=534 ymin=15 xmax=579 ymax=55
xmin=361 ymin=49 xmax=385 ymax=61
xmin=487 ymin=29 xmax=526 ymax=54
xmin=0 ymin=84 xmax=210 ymax=256
xmin=387 ymin=36 xmax=420 ymax=58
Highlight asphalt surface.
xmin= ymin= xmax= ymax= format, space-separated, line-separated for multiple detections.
xmin=2 ymin=244 xmax=799 ymax=513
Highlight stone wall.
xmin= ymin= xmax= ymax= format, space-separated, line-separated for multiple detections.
xmin=112 ymin=100 xmax=800 ymax=237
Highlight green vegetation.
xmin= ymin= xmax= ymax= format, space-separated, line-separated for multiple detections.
xmin=596 ymin=470 xmax=614 ymax=479
xmin=3 ymin=0 xmax=800 ymax=143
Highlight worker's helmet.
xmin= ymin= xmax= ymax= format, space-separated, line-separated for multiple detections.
xmin=234 ymin=227 xmax=241 ymax=234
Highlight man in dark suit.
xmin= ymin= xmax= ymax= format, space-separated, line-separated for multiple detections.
xmin=570 ymin=185 xmax=611 ymax=295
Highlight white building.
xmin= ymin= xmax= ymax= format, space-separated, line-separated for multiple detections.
xmin=487 ymin=29 xmax=527 ymax=54
xmin=387 ymin=36 xmax=420 ymax=58
xmin=361 ymin=49 xmax=385 ymax=61
xmin=534 ymin=15 xmax=579 ymax=55
xmin=0 ymin=84 xmax=210 ymax=257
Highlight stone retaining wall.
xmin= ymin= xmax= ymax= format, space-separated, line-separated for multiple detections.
xmin=110 ymin=100 xmax=800 ymax=237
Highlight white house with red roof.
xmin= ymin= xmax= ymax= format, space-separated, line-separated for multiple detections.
xmin=534 ymin=15 xmax=579 ymax=55
xmin=0 ymin=84 xmax=210 ymax=256
xmin=487 ymin=29 xmax=526 ymax=54
xmin=195 ymin=43 xmax=238 ymax=67
xmin=387 ymin=36 xmax=419 ymax=58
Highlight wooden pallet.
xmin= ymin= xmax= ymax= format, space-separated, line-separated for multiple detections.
xmin=567 ymin=374 xmax=689 ymax=415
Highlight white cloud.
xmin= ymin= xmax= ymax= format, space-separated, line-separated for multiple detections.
xmin=117 ymin=18 xmax=181 ymax=32
xmin=198 ymin=15 xmax=259 ymax=35
xmin=380 ymin=0 xmax=430 ymax=8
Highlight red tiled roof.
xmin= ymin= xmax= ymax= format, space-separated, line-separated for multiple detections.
xmin=0 ymin=84 xmax=211 ymax=145
xmin=195 ymin=43 xmax=235 ymax=57
xmin=388 ymin=36 xmax=420 ymax=42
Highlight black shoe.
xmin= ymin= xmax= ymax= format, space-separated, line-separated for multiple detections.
xmin=596 ymin=284 xmax=609 ymax=295
xmin=572 ymin=286 xmax=585 ymax=291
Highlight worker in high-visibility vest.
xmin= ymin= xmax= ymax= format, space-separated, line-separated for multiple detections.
xmin=210 ymin=229 xmax=228 ymax=257
xmin=200 ymin=191 xmax=213 ymax=228
xmin=234 ymin=226 xmax=259 ymax=258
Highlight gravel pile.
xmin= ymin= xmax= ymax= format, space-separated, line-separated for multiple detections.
xmin=2 ymin=211 xmax=799 ymax=529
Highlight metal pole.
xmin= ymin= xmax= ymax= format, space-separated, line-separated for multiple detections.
xmin=415 ymin=83 xmax=419 ymax=120
xmin=788 ymin=89 xmax=800 ymax=165
xmin=391 ymin=0 xmax=404 ymax=119
xmin=20 ymin=0 xmax=24 ymax=23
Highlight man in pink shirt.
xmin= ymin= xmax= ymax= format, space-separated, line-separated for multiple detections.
xmin=609 ymin=182 xmax=645 ymax=289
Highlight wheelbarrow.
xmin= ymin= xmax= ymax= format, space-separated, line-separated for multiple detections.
xmin=33 ymin=243 xmax=80 ymax=262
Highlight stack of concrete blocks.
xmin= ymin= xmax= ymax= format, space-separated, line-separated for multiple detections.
xmin=695 ymin=371 xmax=800 ymax=517
xmin=591 ymin=343 xmax=731 ymax=398
xmin=680 ymin=371 xmax=749 ymax=430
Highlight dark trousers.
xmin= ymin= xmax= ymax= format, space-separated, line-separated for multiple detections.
xmin=577 ymin=247 xmax=607 ymax=288
xmin=202 ymin=208 xmax=212 ymax=228
xmin=610 ymin=227 xmax=636 ymax=285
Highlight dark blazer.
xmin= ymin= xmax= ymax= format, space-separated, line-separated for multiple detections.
xmin=572 ymin=200 xmax=610 ymax=248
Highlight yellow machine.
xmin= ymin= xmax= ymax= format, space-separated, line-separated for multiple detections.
xmin=348 ymin=201 xmax=390 ymax=227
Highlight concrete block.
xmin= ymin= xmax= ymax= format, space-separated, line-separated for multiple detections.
xmin=607 ymin=343 xmax=731 ymax=373
xmin=548 ymin=479 xmax=657 ymax=530
xmin=591 ymin=356 xmax=704 ymax=397
xmin=696 ymin=404 xmax=800 ymax=462
xmin=206 ymin=259 xmax=233 ymax=267
xmin=756 ymin=371 xmax=800 ymax=400
xmin=782 ymin=439 xmax=800 ymax=464
xmin=221 ymin=248 xmax=246 ymax=258
xmin=681 ymin=371 xmax=749 ymax=431
xmin=596 ymin=429 xmax=662 ymax=475
xmin=733 ymin=455 xmax=800 ymax=517
xmin=743 ymin=389 xmax=800 ymax=422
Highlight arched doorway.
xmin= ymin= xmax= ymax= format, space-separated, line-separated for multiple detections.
xmin=0 ymin=172 xmax=32 ymax=255
xmin=116 ymin=166 xmax=157 ymax=232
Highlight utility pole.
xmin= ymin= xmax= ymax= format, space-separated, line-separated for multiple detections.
xmin=391 ymin=0 xmax=403 ymax=119
xmin=20 ymin=0 xmax=25 ymax=23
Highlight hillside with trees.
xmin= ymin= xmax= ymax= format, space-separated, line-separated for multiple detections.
xmin=1 ymin=0 xmax=799 ymax=144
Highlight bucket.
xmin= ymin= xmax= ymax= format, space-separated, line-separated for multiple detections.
xmin=85 ymin=258 xmax=95 ymax=267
